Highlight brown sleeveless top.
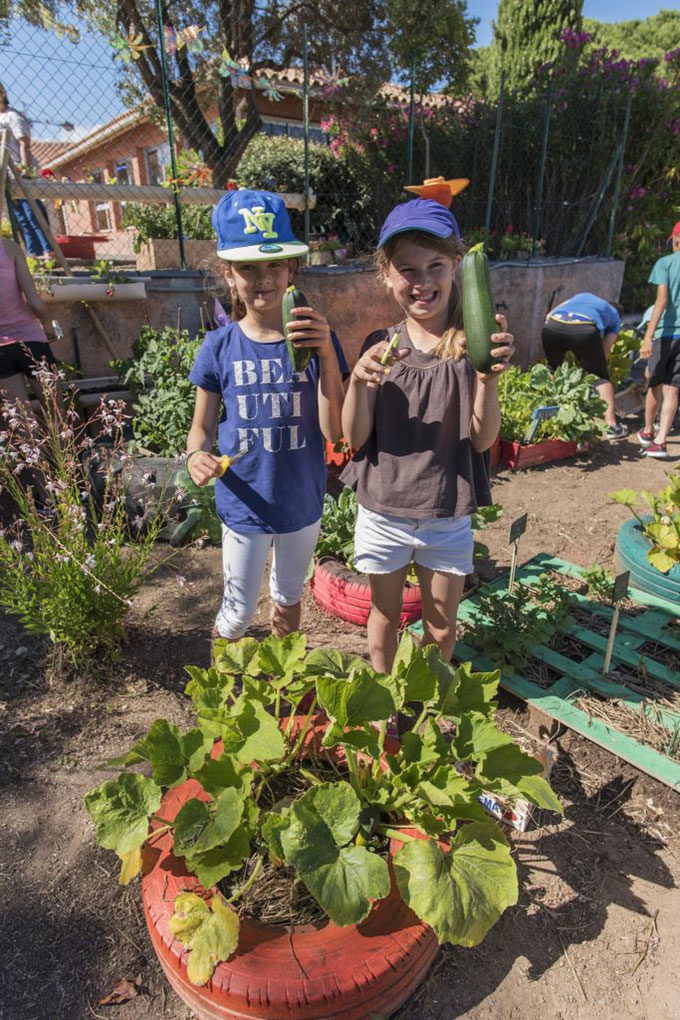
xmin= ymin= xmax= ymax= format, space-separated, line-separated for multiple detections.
xmin=341 ymin=321 xmax=491 ymax=518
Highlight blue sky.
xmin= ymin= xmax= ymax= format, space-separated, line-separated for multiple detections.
xmin=2 ymin=2 xmax=674 ymax=139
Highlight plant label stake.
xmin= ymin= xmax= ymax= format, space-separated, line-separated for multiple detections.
xmin=524 ymin=405 xmax=559 ymax=444
xmin=507 ymin=512 xmax=528 ymax=593
xmin=603 ymin=570 xmax=630 ymax=675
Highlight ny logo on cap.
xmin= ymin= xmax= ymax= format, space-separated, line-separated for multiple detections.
xmin=238 ymin=206 xmax=278 ymax=238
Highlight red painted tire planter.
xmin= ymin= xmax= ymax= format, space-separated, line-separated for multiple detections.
xmin=324 ymin=440 xmax=353 ymax=467
xmin=141 ymin=723 xmax=438 ymax=1020
xmin=311 ymin=558 xmax=422 ymax=627
xmin=489 ymin=435 xmax=501 ymax=469
xmin=500 ymin=438 xmax=589 ymax=471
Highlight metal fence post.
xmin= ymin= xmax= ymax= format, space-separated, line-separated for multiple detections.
xmin=303 ymin=23 xmax=310 ymax=251
xmin=606 ymin=89 xmax=633 ymax=257
xmin=406 ymin=49 xmax=416 ymax=184
xmin=484 ymin=70 xmax=505 ymax=253
xmin=532 ymin=80 xmax=552 ymax=258
xmin=154 ymin=0 xmax=186 ymax=270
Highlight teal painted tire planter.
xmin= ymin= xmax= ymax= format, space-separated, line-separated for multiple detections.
xmin=614 ymin=517 xmax=680 ymax=604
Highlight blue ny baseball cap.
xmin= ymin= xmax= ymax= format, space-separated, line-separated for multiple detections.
xmin=378 ymin=198 xmax=461 ymax=248
xmin=212 ymin=189 xmax=309 ymax=261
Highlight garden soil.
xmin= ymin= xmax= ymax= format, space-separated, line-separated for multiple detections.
xmin=1 ymin=435 xmax=679 ymax=1020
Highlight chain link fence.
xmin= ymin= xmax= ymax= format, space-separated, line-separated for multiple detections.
xmin=1 ymin=6 xmax=674 ymax=283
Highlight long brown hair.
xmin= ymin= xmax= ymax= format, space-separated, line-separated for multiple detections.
xmin=376 ymin=229 xmax=467 ymax=360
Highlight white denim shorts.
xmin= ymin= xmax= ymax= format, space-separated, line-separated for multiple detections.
xmin=353 ymin=505 xmax=474 ymax=576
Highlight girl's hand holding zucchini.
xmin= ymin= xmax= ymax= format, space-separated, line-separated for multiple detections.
xmin=479 ymin=312 xmax=515 ymax=378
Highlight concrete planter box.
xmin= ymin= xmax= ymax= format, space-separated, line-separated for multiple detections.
xmin=135 ymin=238 xmax=220 ymax=276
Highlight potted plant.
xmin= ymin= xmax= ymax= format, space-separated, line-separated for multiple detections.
xmin=308 ymin=234 xmax=343 ymax=266
xmin=610 ymin=473 xmax=680 ymax=603
xmin=29 ymin=256 xmax=149 ymax=302
xmin=499 ymin=363 xmax=606 ymax=470
xmin=85 ymin=632 xmax=562 ymax=1019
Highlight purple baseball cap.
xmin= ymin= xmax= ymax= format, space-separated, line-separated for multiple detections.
xmin=378 ymin=198 xmax=461 ymax=248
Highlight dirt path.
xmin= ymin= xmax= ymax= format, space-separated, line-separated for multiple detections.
xmin=1 ymin=432 xmax=678 ymax=1020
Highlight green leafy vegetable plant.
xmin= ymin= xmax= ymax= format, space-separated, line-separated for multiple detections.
xmin=581 ymin=564 xmax=615 ymax=602
xmin=115 ymin=325 xmax=203 ymax=456
xmin=499 ymin=363 xmax=607 ymax=444
xmin=85 ymin=632 xmax=561 ymax=984
xmin=463 ymin=574 xmax=577 ymax=668
xmin=610 ymin=473 xmax=680 ymax=574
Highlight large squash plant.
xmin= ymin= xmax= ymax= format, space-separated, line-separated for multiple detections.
xmin=85 ymin=633 xmax=562 ymax=984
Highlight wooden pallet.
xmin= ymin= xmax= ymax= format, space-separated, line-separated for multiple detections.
xmin=413 ymin=553 xmax=680 ymax=790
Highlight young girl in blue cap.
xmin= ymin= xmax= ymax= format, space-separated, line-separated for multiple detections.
xmin=186 ymin=189 xmax=347 ymax=641
xmin=342 ymin=198 xmax=514 ymax=671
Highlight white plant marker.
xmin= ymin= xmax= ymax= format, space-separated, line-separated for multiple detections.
xmin=507 ymin=512 xmax=528 ymax=593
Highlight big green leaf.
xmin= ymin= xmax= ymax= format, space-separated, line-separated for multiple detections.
xmin=451 ymin=712 xmax=515 ymax=761
xmin=122 ymin=720 xmax=209 ymax=787
xmin=401 ymin=718 xmax=448 ymax=764
xmin=322 ymin=722 xmax=381 ymax=759
xmin=512 ymin=773 xmax=563 ymax=815
xmin=85 ymin=773 xmax=161 ymax=855
xmin=280 ymin=783 xmax=390 ymax=926
xmin=608 ymin=489 xmax=638 ymax=508
xmin=235 ymin=699 xmax=285 ymax=763
xmin=184 ymin=666 xmax=236 ymax=702
xmin=648 ymin=549 xmax=677 ymax=573
xmin=191 ymin=755 xmax=252 ymax=798
xmin=317 ymin=669 xmax=398 ymax=727
xmin=393 ymin=823 xmax=518 ymax=945
xmin=476 ymin=743 xmax=544 ymax=798
xmin=174 ymin=787 xmax=244 ymax=858
xmin=169 ymin=892 xmax=239 ymax=985
xmin=184 ymin=826 xmax=253 ymax=888
xmin=213 ymin=636 xmax=261 ymax=675
xmin=304 ymin=647 xmax=369 ymax=679
xmin=437 ymin=663 xmax=500 ymax=719
xmin=257 ymin=632 xmax=307 ymax=678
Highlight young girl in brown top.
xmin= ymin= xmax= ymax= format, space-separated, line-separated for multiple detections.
xmin=342 ymin=199 xmax=514 ymax=671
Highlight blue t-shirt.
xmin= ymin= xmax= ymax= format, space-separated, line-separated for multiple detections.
xmin=649 ymin=251 xmax=680 ymax=339
xmin=189 ymin=322 xmax=348 ymax=534
xmin=548 ymin=293 xmax=621 ymax=336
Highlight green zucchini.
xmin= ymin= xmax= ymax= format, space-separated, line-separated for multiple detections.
xmin=282 ymin=285 xmax=313 ymax=373
xmin=461 ymin=245 xmax=500 ymax=374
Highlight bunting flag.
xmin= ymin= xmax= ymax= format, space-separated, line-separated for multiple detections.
xmin=111 ymin=29 xmax=151 ymax=63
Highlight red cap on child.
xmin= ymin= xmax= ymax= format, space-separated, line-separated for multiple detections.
xmin=667 ymin=221 xmax=680 ymax=243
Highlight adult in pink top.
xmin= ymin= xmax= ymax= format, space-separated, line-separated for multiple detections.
xmin=0 ymin=237 xmax=60 ymax=405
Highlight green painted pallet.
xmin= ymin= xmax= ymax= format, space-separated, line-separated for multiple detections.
xmin=412 ymin=553 xmax=680 ymax=790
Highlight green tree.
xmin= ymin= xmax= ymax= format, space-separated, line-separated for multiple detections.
xmin=2 ymin=0 xmax=476 ymax=186
xmin=486 ymin=0 xmax=583 ymax=95
xmin=584 ymin=11 xmax=680 ymax=63
xmin=386 ymin=0 xmax=477 ymax=94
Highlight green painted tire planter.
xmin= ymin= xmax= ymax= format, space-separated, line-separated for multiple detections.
xmin=614 ymin=517 xmax=680 ymax=604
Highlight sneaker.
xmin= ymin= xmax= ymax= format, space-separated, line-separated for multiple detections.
xmin=644 ymin=441 xmax=668 ymax=459
xmin=605 ymin=422 xmax=629 ymax=439
xmin=637 ymin=428 xmax=655 ymax=447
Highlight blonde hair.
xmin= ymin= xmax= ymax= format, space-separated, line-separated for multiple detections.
xmin=221 ymin=257 xmax=300 ymax=321
xmin=376 ymin=229 xmax=467 ymax=360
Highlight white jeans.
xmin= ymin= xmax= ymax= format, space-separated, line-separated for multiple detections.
xmin=215 ymin=519 xmax=321 ymax=639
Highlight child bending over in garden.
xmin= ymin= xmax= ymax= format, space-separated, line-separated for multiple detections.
xmin=341 ymin=199 xmax=514 ymax=671
xmin=186 ymin=190 xmax=347 ymax=642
